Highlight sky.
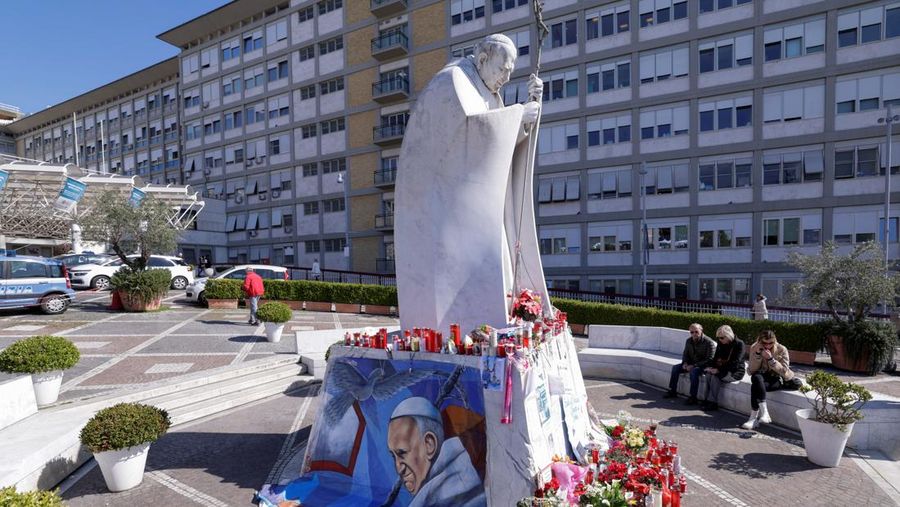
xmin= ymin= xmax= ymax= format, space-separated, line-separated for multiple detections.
xmin=0 ymin=0 xmax=231 ymax=115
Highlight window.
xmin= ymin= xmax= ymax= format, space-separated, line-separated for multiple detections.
xmin=451 ymin=0 xmax=485 ymax=25
xmin=537 ymin=123 xmax=579 ymax=154
xmin=586 ymin=2 xmax=630 ymax=40
xmin=537 ymin=176 xmax=581 ymax=203
xmin=836 ymin=72 xmax=900 ymax=114
xmin=699 ymin=157 xmax=753 ymax=190
xmin=587 ymin=169 xmax=632 ymax=200
xmin=587 ymin=114 xmax=631 ymax=146
xmin=639 ymin=0 xmax=687 ymax=27
xmin=244 ymin=67 xmax=264 ymax=91
xmin=838 ymin=5 xmax=900 ymax=48
xmin=645 ymin=225 xmax=689 ymax=249
xmin=183 ymin=89 xmax=200 ymax=109
xmin=699 ymin=34 xmax=753 ymax=73
xmin=267 ymin=60 xmax=289 ymax=82
xmin=699 ymin=97 xmax=752 ymax=132
xmin=643 ymin=164 xmax=689 ymax=195
xmin=492 ymin=0 xmax=527 ymax=13
xmin=267 ymin=95 xmax=290 ymax=120
xmin=542 ymin=68 xmax=579 ymax=101
xmin=543 ymin=17 xmax=578 ymax=49
xmin=699 ymin=277 xmax=752 ymax=303
xmin=763 ymin=150 xmax=824 ymax=184
xmin=305 ymin=240 xmax=320 ymax=253
xmin=321 ymin=118 xmax=345 ymax=135
xmin=318 ymin=0 xmax=341 ymax=15
xmin=589 ymin=279 xmax=634 ymax=295
xmin=764 ymin=18 xmax=825 ymax=61
xmin=244 ymin=103 xmax=265 ymax=125
xmin=587 ymin=60 xmax=630 ymax=93
xmin=223 ymin=75 xmax=242 ymax=96
xmin=303 ymin=202 xmax=319 ymax=215
xmin=319 ymin=36 xmax=343 ymax=55
xmin=504 ymin=28 xmax=530 ymax=57
xmin=302 ymin=163 xmax=318 ymax=177
xmin=639 ymin=47 xmax=689 ymax=83
xmin=242 ymin=30 xmax=263 ymax=53
xmin=589 ymin=224 xmax=632 ymax=252
xmin=320 ymin=77 xmax=344 ymax=95
xmin=763 ymin=84 xmax=825 ymax=123
xmin=221 ymin=38 xmax=240 ymax=61
xmin=834 ymin=145 xmax=885 ymax=179
xmin=301 ymin=124 xmax=317 ymax=139
xmin=183 ymin=54 xmax=199 ymax=76
xmin=540 ymin=237 xmax=568 ymax=254
xmin=298 ymin=5 xmax=314 ymax=22
xmin=639 ymin=104 xmax=689 ymax=139
xmin=300 ymin=85 xmax=316 ymax=101
xmin=266 ymin=19 xmax=288 ymax=45
xmin=324 ymin=238 xmax=347 ymax=252
xmin=323 ymin=198 xmax=345 ymax=212
xmin=699 ymin=217 xmax=751 ymax=248
xmin=298 ymin=45 xmax=315 ymax=62
xmin=322 ymin=158 xmax=346 ymax=173
xmin=763 ymin=217 xmax=820 ymax=246
xmin=203 ymin=118 xmax=222 ymax=135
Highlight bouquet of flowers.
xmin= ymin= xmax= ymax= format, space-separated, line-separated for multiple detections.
xmin=577 ymin=480 xmax=630 ymax=507
xmin=604 ymin=412 xmax=650 ymax=453
xmin=511 ymin=289 xmax=543 ymax=322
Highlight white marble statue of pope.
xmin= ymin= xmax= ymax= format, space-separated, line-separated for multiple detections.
xmin=395 ymin=33 xmax=553 ymax=334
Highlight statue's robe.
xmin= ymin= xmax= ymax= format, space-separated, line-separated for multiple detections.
xmin=396 ymin=57 xmax=551 ymax=333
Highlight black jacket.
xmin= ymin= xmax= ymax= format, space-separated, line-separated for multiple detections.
xmin=681 ymin=335 xmax=716 ymax=367
xmin=709 ymin=339 xmax=746 ymax=379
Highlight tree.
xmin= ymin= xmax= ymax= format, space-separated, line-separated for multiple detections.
xmin=78 ymin=190 xmax=180 ymax=271
xmin=784 ymin=241 xmax=900 ymax=322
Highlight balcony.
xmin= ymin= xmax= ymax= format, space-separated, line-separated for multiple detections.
xmin=374 ymin=167 xmax=396 ymax=187
xmin=165 ymin=159 xmax=179 ymax=169
xmin=149 ymin=135 xmax=162 ymax=146
xmin=164 ymin=131 xmax=178 ymax=142
xmin=372 ymin=76 xmax=409 ymax=103
xmin=376 ymin=258 xmax=396 ymax=273
xmin=375 ymin=212 xmax=394 ymax=231
xmin=371 ymin=31 xmax=408 ymax=60
xmin=371 ymin=0 xmax=406 ymax=17
xmin=373 ymin=124 xmax=405 ymax=146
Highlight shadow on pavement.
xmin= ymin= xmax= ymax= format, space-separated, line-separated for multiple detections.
xmin=229 ymin=334 xmax=262 ymax=343
xmin=708 ymin=452 xmax=821 ymax=479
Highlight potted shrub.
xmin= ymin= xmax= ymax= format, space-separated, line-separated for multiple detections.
xmin=0 ymin=486 xmax=64 ymax=506
xmin=0 ymin=335 xmax=80 ymax=406
xmin=80 ymin=403 xmax=171 ymax=492
xmin=796 ymin=370 xmax=872 ymax=467
xmin=204 ymin=279 xmax=243 ymax=308
xmin=257 ymin=301 xmax=292 ymax=342
xmin=112 ymin=268 xmax=172 ymax=312
xmin=786 ymin=241 xmax=900 ymax=375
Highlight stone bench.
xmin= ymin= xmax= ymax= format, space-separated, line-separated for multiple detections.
xmin=578 ymin=324 xmax=900 ymax=460
xmin=0 ymin=375 xmax=37 ymax=432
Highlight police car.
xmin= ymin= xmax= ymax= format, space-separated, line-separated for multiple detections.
xmin=0 ymin=253 xmax=77 ymax=314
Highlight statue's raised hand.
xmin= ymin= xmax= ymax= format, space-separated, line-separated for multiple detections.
xmin=527 ymin=73 xmax=543 ymax=102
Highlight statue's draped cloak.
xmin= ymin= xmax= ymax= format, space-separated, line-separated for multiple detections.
xmin=396 ymin=57 xmax=551 ymax=333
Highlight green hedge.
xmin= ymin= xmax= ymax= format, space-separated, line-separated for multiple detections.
xmin=204 ymin=279 xmax=243 ymax=299
xmin=0 ymin=487 xmax=64 ymax=507
xmin=111 ymin=268 xmax=172 ymax=303
xmin=552 ymin=298 xmax=823 ymax=352
xmin=0 ymin=336 xmax=80 ymax=374
xmin=204 ymin=279 xmax=398 ymax=306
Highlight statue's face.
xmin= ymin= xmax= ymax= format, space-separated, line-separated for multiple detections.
xmin=477 ymin=45 xmax=516 ymax=93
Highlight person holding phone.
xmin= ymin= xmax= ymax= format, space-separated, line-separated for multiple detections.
xmin=742 ymin=330 xmax=794 ymax=429
xmin=700 ymin=325 xmax=746 ymax=411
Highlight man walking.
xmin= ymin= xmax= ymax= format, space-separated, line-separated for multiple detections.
xmin=664 ymin=323 xmax=716 ymax=404
xmin=243 ymin=267 xmax=264 ymax=325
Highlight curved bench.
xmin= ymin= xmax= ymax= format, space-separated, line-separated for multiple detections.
xmin=578 ymin=324 xmax=900 ymax=460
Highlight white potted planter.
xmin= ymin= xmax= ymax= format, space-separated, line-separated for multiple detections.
xmin=257 ymin=302 xmax=292 ymax=343
xmin=797 ymin=371 xmax=871 ymax=467
xmin=265 ymin=322 xmax=286 ymax=343
xmin=0 ymin=336 xmax=80 ymax=407
xmin=80 ymin=403 xmax=171 ymax=492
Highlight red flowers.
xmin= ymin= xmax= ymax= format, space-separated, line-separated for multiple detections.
xmin=511 ymin=289 xmax=542 ymax=322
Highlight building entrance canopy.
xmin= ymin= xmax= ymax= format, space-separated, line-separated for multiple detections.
xmin=0 ymin=155 xmax=204 ymax=244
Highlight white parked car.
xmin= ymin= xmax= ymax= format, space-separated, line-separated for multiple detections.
xmin=186 ymin=264 xmax=289 ymax=306
xmin=69 ymin=255 xmax=194 ymax=291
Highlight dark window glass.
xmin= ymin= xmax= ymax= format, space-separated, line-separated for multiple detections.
xmin=717 ymin=44 xmax=733 ymax=70
xmin=641 ymin=126 xmax=655 ymax=139
xmin=641 ymin=11 xmax=654 ymax=27
xmin=618 ymin=11 xmax=630 ymax=32
xmin=603 ymin=128 xmax=616 ymax=144
xmin=602 ymin=70 xmax=615 ymax=90
xmin=861 ymin=23 xmax=882 ymax=43
xmin=834 ymin=150 xmax=855 ymax=178
xmin=700 ymin=110 xmax=715 ymax=132
xmin=618 ymin=125 xmax=630 ymax=142
xmin=566 ymin=78 xmax=578 ymax=97
xmin=657 ymin=7 xmax=670 ymax=24
xmin=566 ymin=135 xmax=578 ymax=150
xmin=783 ymin=161 xmax=801 ymax=183
xmin=736 ymin=163 xmax=752 ymax=187
xmin=763 ymin=163 xmax=781 ymax=184
xmin=718 ymin=0 xmax=733 ymax=8
xmin=588 ymin=130 xmax=600 ymax=146
xmin=764 ymin=42 xmax=781 ymax=61
xmin=859 ymin=98 xmax=880 ymax=111
xmin=837 ymin=101 xmax=856 ymax=114
xmin=565 ymin=19 xmax=577 ymax=45
xmin=618 ymin=63 xmax=630 ymax=87
xmin=657 ymin=124 xmax=671 ymax=137
xmin=718 ymin=108 xmax=733 ymax=129
xmin=586 ymin=18 xmax=599 ymax=40
xmin=699 ymin=0 xmax=715 ymax=12
xmin=601 ymin=14 xmax=615 ymax=36
xmin=717 ymin=162 xmax=734 ymax=188
xmin=838 ymin=28 xmax=858 ymax=47
xmin=673 ymin=1 xmax=687 ymax=19
xmin=699 ymin=49 xmax=715 ymax=73
xmin=699 ymin=165 xmax=715 ymax=190
xmin=736 ymin=105 xmax=752 ymax=127
xmin=785 ymin=38 xmax=803 ymax=58
xmin=887 ymin=8 xmax=900 ymax=38
xmin=587 ymin=73 xmax=600 ymax=93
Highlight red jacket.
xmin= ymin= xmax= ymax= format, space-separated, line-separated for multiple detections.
xmin=243 ymin=272 xmax=264 ymax=297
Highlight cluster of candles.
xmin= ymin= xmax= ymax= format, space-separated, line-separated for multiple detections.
xmin=340 ymin=313 xmax=569 ymax=357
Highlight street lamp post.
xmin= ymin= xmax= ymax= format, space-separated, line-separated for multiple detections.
xmin=877 ymin=104 xmax=898 ymax=314
xmin=639 ymin=162 xmax=648 ymax=297
xmin=336 ymin=172 xmax=351 ymax=270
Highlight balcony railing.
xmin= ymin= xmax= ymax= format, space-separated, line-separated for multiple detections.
xmin=371 ymin=0 xmax=406 ymax=16
xmin=135 ymin=139 xmax=148 ymax=148
xmin=371 ymin=30 xmax=408 ymax=59
xmin=374 ymin=167 xmax=396 ymax=187
xmin=164 ymin=131 xmax=178 ymax=141
xmin=149 ymin=135 xmax=162 ymax=146
xmin=375 ymin=258 xmax=396 ymax=273
xmin=164 ymin=159 xmax=179 ymax=169
xmin=373 ymin=124 xmax=406 ymax=145
xmin=375 ymin=212 xmax=394 ymax=230
xmin=372 ymin=76 xmax=409 ymax=103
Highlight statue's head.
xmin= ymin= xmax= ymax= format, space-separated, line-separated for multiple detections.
xmin=474 ymin=34 xmax=518 ymax=93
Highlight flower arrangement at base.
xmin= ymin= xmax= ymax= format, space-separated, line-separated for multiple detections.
xmin=511 ymin=289 xmax=543 ymax=322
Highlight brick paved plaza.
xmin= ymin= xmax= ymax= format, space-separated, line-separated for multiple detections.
xmin=1 ymin=292 xmax=897 ymax=506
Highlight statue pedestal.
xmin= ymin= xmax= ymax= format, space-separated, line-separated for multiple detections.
xmin=258 ymin=326 xmax=601 ymax=506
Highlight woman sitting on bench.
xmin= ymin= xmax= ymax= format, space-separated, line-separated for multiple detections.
xmin=700 ymin=325 xmax=746 ymax=411
xmin=742 ymin=330 xmax=796 ymax=429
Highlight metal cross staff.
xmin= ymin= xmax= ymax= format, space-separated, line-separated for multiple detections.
xmin=511 ymin=0 xmax=550 ymax=311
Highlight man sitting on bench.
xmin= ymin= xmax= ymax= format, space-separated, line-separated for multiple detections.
xmin=663 ymin=323 xmax=716 ymax=405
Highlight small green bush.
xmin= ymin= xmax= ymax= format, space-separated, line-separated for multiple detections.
xmin=256 ymin=302 xmax=292 ymax=323
xmin=552 ymin=298 xmax=823 ymax=352
xmin=111 ymin=267 xmax=171 ymax=303
xmin=204 ymin=278 xmax=243 ymax=299
xmin=0 ymin=336 xmax=80 ymax=374
xmin=0 ymin=486 xmax=64 ymax=507
xmin=801 ymin=370 xmax=872 ymax=431
xmin=80 ymin=403 xmax=171 ymax=453
xmin=817 ymin=319 xmax=898 ymax=375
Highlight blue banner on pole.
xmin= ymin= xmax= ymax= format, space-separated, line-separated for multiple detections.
xmin=54 ymin=177 xmax=88 ymax=212
xmin=129 ymin=187 xmax=146 ymax=207
xmin=0 ymin=169 xmax=8 ymax=193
